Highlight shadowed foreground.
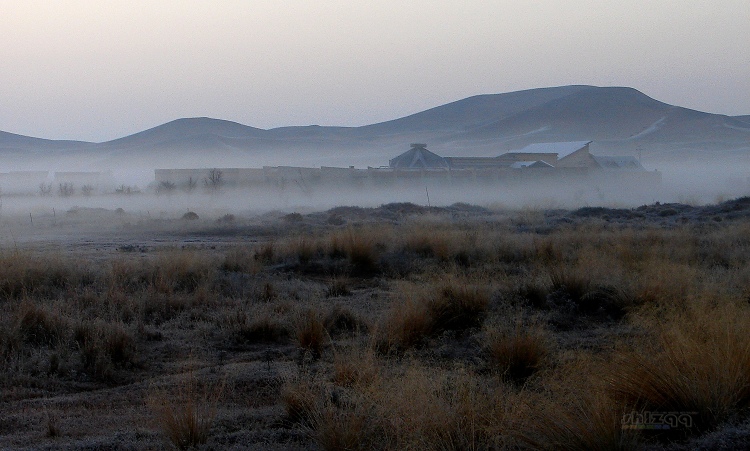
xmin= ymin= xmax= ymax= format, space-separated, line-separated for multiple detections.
xmin=3 ymin=200 xmax=750 ymax=449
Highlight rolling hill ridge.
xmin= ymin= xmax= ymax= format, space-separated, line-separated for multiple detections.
xmin=2 ymin=85 xmax=749 ymax=169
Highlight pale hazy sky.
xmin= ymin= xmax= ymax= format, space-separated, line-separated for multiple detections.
xmin=1 ymin=0 xmax=749 ymax=142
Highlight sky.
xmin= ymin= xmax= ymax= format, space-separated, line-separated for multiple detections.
xmin=1 ymin=0 xmax=749 ymax=143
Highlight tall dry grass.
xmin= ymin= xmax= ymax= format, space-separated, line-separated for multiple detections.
xmin=486 ymin=321 xmax=551 ymax=385
xmin=609 ymin=301 xmax=750 ymax=430
xmin=148 ymin=369 xmax=225 ymax=450
xmin=376 ymin=277 xmax=489 ymax=352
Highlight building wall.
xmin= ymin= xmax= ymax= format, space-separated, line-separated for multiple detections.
xmin=555 ymin=144 xmax=598 ymax=168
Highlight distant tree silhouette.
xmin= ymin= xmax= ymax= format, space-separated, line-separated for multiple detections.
xmin=204 ymin=169 xmax=223 ymax=191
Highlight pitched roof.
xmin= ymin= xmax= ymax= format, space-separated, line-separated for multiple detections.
xmin=510 ymin=160 xmax=555 ymax=169
xmin=510 ymin=141 xmax=591 ymax=158
xmin=389 ymin=144 xmax=448 ymax=169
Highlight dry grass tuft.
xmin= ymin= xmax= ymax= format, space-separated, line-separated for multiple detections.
xmin=376 ymin=295 xmax=434 ymax=352
xmin=221 ymin=246 xmax=261 ymax=273
xmin=429 ymin=282 xmax=490 ymax=331
xmin=608 ymin=302 xmax=750 ymax=430
xmin=325 ymin=278 xmax=351 ymax=298
xmin=324 ymin=305 xmax=367 ymax=337
xmin=487 ymin=323 xmax=551 ymax=385
xmin=16 ymin=301 xmax=69 ymax=347
xmin=0 ymin=252 xmax=89 ymax=299
xmin=149 ymin=369 xmax=224 ymax=450
xmin=309 ymin=398 xmax=368 ymax=451
xmin=332 ymin=345 xmax=379 ymax=388
xmin=152 ymin=251 xmax=216 ymax=294
xmin=227 ymin=308 xmax=290 ymax=344
xmin=549 ymin=267 xmax=592 ymax=306
xmin=377 ymin=279 xmax=489 ymax=352
xmin=281 ymin=379 xmax=319 ymax=425
xmin=517 ymin=387 xmax=639 ymax=451
xmin=294 ymin=309 xmax=328 ymax=357
xmin=328 ymin=228 xmax=381 ymax=274
xmin=74 ymin=320 xmax=136 ymax=379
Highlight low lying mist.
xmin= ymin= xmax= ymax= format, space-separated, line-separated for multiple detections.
xmin=0 ymin=148 xmax=749 ymax=228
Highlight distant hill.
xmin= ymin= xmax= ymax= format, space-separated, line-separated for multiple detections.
xmin=0 ymin=130 xmax=92 ymax=152
xmin=98 ymin=117 xmax=268 ymax=150
xmin=1 ymin=85 xmax=749 ymax=170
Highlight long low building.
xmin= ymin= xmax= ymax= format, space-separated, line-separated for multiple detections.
xmin=154 ymin=141 xmax=661 ymax=192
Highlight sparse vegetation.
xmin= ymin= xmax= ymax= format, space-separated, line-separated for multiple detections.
xmin=4 ymin=199 xmax=750 ymax=449
xmin=58 ymin=182 xmax=75 ymax=197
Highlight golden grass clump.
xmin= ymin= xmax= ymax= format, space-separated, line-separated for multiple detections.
xmin=327 ymin=227 xmax=382 ymax=273
xmin=0 ymin=252 xmax=89 ymax=299
xmin=608 ymin=302 xmax=750 ymax=430
xmin=310 ymin=365 xmax=516 ymax=450
xmin=290 ymin=236 xmax=318 ymax=265
xmin=16 ymin=301 xmax=69 ymax=347
xmin=74 ymin=320 xmax=136 ymax=379
xmin=148 ymin=370 xmax=225 ymax=450
xmin=294 ymin=309 xmax=328 ymax=357
xmin=281 ymin=378 xmax=320 ymax=425
xmin=151 ymin=251 xmax=216 ymax=294
xmin=376 ymin=294 xmax=434 ymax=352
xmin=402 ymin=226 xmax=456 ymax=260
xmin=221 ymin=246 xmax=262 ymax=273
xmin=487 ymin=322 xmax=551 ymax=385
xmin=323 ymin=304 xmax=367 ymax=337
xmin=332 ymin=345 xmax=379 ymax=388
xmin=516 ymin=387 xmax=639 ymax=451
xmin=377 ymin=279 xmax=489 ymax=351
xmin=224 ymin=307 xmax=290 ymax=344
xmin=429 ymin=282 xmax=490 ymax=331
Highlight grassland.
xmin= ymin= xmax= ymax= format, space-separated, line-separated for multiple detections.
xmin=3 ymin=199 xmax=750 ymax=449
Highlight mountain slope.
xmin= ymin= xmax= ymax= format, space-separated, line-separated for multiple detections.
xmin=357 ymin=85 xmax=592 ymax=135
xmin=442 ymin=86 xmax=750 ymax=152
xmin=1 ymin=86 xmax=749 ymax=168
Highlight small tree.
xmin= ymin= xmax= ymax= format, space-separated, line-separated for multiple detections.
xmin=204 ymin=169 xmax=223 ymax=191
xmin=58 ymin=182 xmax=75 ymax=197
xmin=157 ymin=181 xmax=176 ymax=194
xmin=185 ymin=177 xmax=197 ymax=193
xmin=81 ymin=184 xmax=95 ymax=196
xmin=115 ymin=185 xmax=141 ymax=195
xmin=39 ymin=183 xmax=53 ymax=196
